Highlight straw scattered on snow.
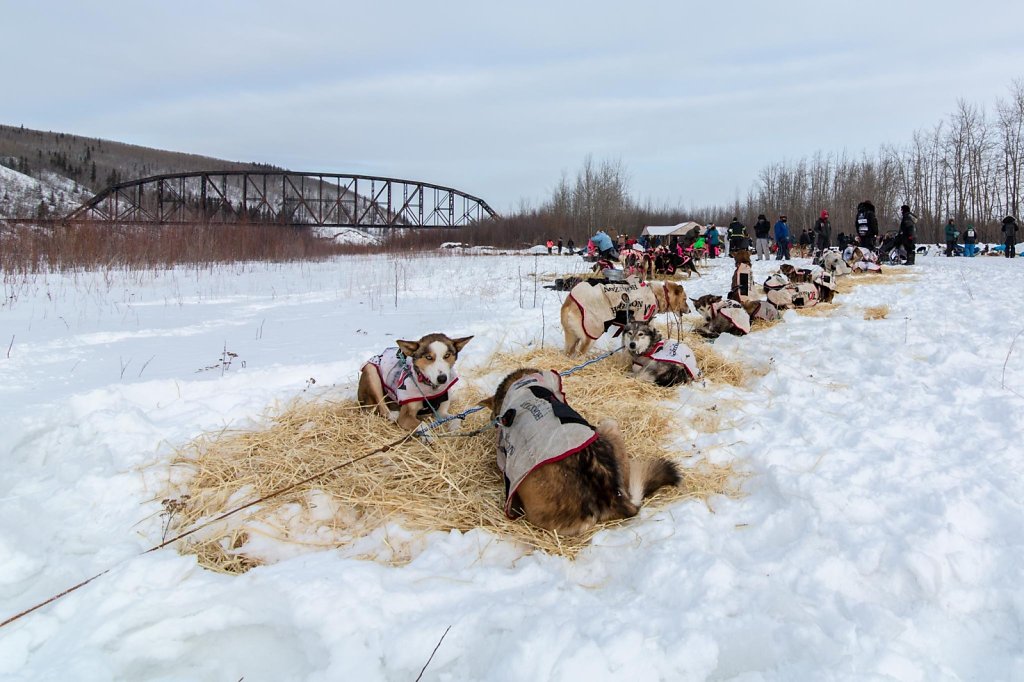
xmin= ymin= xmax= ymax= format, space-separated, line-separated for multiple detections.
xmin=157 ymin=343 xmax=744 ymax=573
xmin=863 ymin=304 xmax=891 ymax=320
xmin=795 ymin=302 xmax=842 ymax=317
xmin=835 ymin=269 xmax=916 ymax=294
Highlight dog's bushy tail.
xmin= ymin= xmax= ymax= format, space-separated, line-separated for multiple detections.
xmin=628 ymin=458 xmax=682 ymax=506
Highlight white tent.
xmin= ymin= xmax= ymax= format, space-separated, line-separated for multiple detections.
xmin=642 ymin=221 xmax=703 ymax=237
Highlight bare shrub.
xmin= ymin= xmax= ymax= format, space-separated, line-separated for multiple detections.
xmin=0 ymin=222 xmax=351 ymax=273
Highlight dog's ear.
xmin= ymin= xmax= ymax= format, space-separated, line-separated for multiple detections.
xmin=396 ymin=339 xmax=419 ymax=357
xmin=451 ymin=336 xmax=474 ymax=353
xmin=477 ymin=395 xmax=495 ymax=412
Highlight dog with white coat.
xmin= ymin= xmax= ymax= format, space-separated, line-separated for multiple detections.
xmin=479 ymin=367 xmax=680 ymax=534
xmin=622 ymin=321 xmax=701 ymax=387
xmin=561 ymin=278 xmax=690 ymax=356
xmin=357 ymin=333 xmax=473 ymax=431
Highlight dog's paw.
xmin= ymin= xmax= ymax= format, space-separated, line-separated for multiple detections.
xmin=388 ymin=410 xmax=400 ymax=423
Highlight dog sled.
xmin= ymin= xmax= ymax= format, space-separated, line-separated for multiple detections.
xmin=878 ymin=232 xmax=906 ymax=265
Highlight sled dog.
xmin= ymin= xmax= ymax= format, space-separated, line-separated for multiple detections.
xmin=622 ymin=321 xmax=701 ymax=387
xmin=779 ymin=263 xmax=815 ymax=283
xmin=691 ymin=294 xmax=751 ymax=337
xmin=729 ymin=249 xmax=753 ymax=303
xmin=561 ymin=279 xmax=690 ymax=356
xmin=479 ymin=367 xmax=680 ymax=534
xmin=820 ymin=249 xmax=851 ymax=277
xmin=742 ymin=299 xmax=782 ymax=323
xmin=358 ymin=333 xmax=473 ymax=431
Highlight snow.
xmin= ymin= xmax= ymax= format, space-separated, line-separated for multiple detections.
xmin=0 ymin=162 xmax=93 ymax=218
xmin=2 ymin=252 xmax=1024 ymax=680
xmin=642 ymin=221 xmax=701 ymax=236
xmin=309 ymin=226 xmax=381 ymax=244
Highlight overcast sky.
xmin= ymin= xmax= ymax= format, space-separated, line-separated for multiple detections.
xmin=4 ymin=1 xmax=1024 ymax=213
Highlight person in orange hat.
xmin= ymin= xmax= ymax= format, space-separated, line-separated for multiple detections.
xmin=812 ymin=209 xmax=831 ymax=259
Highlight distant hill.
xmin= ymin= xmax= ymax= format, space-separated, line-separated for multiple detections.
xmin=0 ymin=124 xmax=281 ymax=219
xmin=0 ymin=162 xmax=93 ymax=219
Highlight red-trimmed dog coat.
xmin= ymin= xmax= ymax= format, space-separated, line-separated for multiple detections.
xmin=364 ymin=347 xmax=458 ymax=407
xmin=495 ymin=370 xmax=598 ymax=518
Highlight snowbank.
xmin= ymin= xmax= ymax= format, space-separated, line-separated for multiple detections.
xmin=1 ymin=253 xmax=1023 ymax=680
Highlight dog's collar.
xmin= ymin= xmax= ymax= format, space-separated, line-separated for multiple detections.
xmin=642 ymin=341 xmax=664 ymax=358
xmin=413 ymin=368 xmax=438 ymax=385
xmin=397 ymin=351 xmax=441 ymax=389
xmin=413 ymin=366 xmax=439 ymax=388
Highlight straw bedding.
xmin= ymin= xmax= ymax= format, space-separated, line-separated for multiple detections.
xmin=834 ymin=269 xmax=915 ymax=294
xmin=863 ymin=304 xmax=891 ymax=320
xmin=159 ymin=342 xmax=745 ymax=573
xmin=795 ymin=302 xmax=841 ymax=317
xmin=156 ymin=269 xmax=881 ymax=574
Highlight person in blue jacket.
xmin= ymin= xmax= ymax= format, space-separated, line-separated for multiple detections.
xmin=591 ymin=229 xmax=618 ymax=260
xmin=963 ymin=224 xmax=977 ymax=257
xmin=706 ymin=224 xmax=721 ymax=258
xmin=774 ymin=215 xmax=791 ymax=260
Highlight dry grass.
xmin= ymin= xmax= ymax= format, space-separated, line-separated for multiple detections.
xmin=750 ymin=315 xmax=784 ymax=332
xmin=863 ymin=304 xmax=891 ymax=320
xmin=159 ymin=345 xmax=743 ymax=573
xmin=834 ymin=269 xmax=915 ymax=294
xmin=795 ymin=302 xmax=841 ymax=317
xmin=541 ymin=270 xmax=601 ymax=283
xmin=493 ymin=329 xmax=750 ymax=389
xmin=0 ymin=222 xmax=354 ymax=273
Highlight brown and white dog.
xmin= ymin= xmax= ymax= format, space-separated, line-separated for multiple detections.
xmin=691 ymin=294 xmax=751 ymax=337
xmin=479 ymin=367 xmax=680 ymax=534
xmin=357 ymin=333 xmax=473 ymax=431
xmin=779 ymin=263 xmax=815 ymax=283
xmin=561 ymin=279 xmax=690 ymax=356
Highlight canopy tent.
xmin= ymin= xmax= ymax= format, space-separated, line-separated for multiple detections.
xmin=642 ymin=221 xmax=703 ymax=237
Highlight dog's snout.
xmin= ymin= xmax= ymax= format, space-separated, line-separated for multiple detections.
xmin=436 ymin=373 xmax=448 ymax=384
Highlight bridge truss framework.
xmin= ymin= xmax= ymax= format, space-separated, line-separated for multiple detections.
xmin=65 ymin=171 xmax=498 ymax=228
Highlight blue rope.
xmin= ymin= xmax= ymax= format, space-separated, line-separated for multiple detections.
xmin=558 ymin=346 xmax=623 ymax=376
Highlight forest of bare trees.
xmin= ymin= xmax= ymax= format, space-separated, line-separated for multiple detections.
xmin=486 ymin=78 xmax=1024 ymax=247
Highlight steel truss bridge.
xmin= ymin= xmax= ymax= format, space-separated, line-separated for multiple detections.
xmin=65 ymin=171 xmax=498 ymax=228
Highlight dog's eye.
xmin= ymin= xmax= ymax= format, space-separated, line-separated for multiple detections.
xmin=426 ymin=354 xmax=434 ymax=361
xmin=444 ymin=351 xmax=452 ymax=359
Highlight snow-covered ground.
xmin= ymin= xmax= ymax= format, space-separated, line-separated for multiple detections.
xmin=1 ymin=252 xmax=1023 ymax=681
xmin=0 ymin=162 xmax=93 ymax=219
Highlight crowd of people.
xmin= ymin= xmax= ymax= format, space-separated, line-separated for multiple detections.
xmin=544 ymin=203 xmax=1021 ymax=264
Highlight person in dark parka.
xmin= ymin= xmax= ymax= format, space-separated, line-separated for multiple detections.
xmin=753 ymin=214 xmax=772 ymax=261
xmin=897 ymin=205 xmax=917 ymax=265
xmin=813 ymin=210 xmax=831 ymax=257
xmin=855 ymin=200 xmax=879 ymax=251
xmin=1002 ymin=216 xmax=1020 ymax=258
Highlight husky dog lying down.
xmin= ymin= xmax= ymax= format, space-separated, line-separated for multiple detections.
xmin=622 ymin=321 xmax=701 ymax=387
xmin=763 ymin=270 xmax=837 ymax=307
xmin=691 ymin=294 xmax=751 ymax=338
xmin=479 ymin=368 xmax=680 ymax=534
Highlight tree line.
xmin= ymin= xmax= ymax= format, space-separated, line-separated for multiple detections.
xmin=476 ymin=78 xmax=1024 ymax=248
